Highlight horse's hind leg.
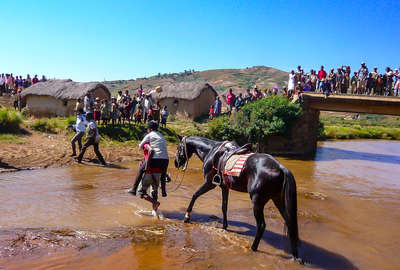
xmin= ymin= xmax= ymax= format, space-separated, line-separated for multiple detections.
xmin=272 ymin=195 xmax=299 ymax=259
xmin=184 ymin=181 xmax=215 ymax=223
xmin=250 ymin=193 xmax=269 ymax=251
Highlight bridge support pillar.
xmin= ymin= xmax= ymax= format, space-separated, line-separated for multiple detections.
xmin=259 ymin=107 xmax=320 ymax=157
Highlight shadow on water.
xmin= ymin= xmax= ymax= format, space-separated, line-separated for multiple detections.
xmin=163 ymin=211 xmax=357 ymax=270
xmin=316 ymin=147 xmax=400 ymax=165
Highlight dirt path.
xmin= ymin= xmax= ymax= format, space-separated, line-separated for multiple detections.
xmin=0 ymin=128 xmax=174 ymax=172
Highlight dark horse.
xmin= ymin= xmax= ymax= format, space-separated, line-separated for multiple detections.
xmin=175 ymin=136 xmax=301 ymax=260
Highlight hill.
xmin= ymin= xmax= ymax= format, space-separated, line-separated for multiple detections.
xmin=104 ymin=65 xmax=288 ymax=96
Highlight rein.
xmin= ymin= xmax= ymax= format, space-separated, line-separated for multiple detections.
xmin=169 ymin=136 xmax=189 ymax=193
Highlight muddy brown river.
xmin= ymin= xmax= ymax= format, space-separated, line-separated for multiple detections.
xmin=1 ymin=140 xmax=399 ymax=269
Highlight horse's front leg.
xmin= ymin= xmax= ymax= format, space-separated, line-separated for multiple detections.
xmin=184 ymin=180 xmax=215 ymax=223
xmin=221 ymin=187 xmax=229 ymax=229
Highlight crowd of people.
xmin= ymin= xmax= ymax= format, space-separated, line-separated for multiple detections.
xmin=209 ymin=86 xmax=280 ymax=119
xmin=0 ymin=73 xmax=47 ymax=95
xmin=288 ymin=63 xmax=400 ymax=98
xmin=75 ymin=86 xmax=169 ymax=128
xmin=0 ymin=73 xmax=47 ymax=111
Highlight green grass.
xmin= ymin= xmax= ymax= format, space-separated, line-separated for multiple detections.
xmin=0 ymin=133 xmax=25 ymax=143
xmin=0 ymin=108 xmax=23 ymax=133
xmin=320 ymin=114 xmax=400 ymax=140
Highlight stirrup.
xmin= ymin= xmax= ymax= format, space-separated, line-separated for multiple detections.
xmin=212 ymin=174 xmax=222 ymax=186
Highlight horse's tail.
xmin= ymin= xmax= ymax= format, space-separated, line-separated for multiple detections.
xmin=280 ymin=166 xmax=299 ymax=258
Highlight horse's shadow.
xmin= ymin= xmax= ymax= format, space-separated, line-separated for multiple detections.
xmin=163 ymin=210 xmax=357 ymax=270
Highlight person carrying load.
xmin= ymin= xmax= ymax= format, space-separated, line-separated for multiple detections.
xmin=131 ymin=120 xmax=169 ymax=212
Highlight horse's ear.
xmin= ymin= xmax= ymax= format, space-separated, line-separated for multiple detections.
xmin=177 ymin=135 xmax=183 ymax=141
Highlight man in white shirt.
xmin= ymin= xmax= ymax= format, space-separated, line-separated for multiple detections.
xmin=143 ymin=95 xmax=153 ymax=122
xmin=71 ymin=109 xmax=87 ymax=156
xmin=137 ymin=120 xmax=169 ymax=212
xmin=0 ymin=74 xmax=5 ymax=95
xmin=75 ymin=113 xmax=107 ymax=166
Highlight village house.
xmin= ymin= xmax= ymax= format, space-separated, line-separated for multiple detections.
xmin=152 ymin=82 xmax=217 ymax=119
xmin=22 ymin=79 xmax=110 ymax=117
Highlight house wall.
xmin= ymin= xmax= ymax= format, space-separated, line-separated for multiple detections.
xmin=157 ymin=88 xmax=216 ymax=119
xmin=25 ymin=96 xmax=75 ymax=117
xmin=25 ymin=88 xmax=110 ymax=117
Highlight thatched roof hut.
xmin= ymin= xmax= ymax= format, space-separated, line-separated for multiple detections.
xmin=22 ymin=79 xmax=110 ymax=117
xmin=151 ymin=82 xmax=217 ymax=119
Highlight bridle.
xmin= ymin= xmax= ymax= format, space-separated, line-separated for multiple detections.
xmin=179 ymin=136 xmax=189 ymax=171
xmin=169 ymin=136 xmax=189 ymax=193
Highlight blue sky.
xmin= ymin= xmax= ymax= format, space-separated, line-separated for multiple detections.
xmin=1 ymin=0 xmax=399 ymax=82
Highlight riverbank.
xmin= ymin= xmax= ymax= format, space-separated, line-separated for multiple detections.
xmin=320 ymin=112 xmax=400 ymax=140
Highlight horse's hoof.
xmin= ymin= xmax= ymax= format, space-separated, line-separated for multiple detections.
xmin=183 ymin=217 xmax=190 ymax=223
xmin=250 ymin=245 xmax=258 ymax=252
xmin=291 ymin=257 xmax=304 ymax=265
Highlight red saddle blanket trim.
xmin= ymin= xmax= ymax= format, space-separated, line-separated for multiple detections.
xmin=223 ymin=153 xmax=254 ymax=177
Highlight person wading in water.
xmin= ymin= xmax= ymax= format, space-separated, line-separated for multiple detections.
xmin=75 ymin=113 xmax=107 ymax=166
xmin=71 ymin=108 xmax=87 ymax=156
xmin=133 ymin=120 xmax=169 ymax=212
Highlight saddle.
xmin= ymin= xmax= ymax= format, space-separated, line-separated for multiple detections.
xmin=212 ymin=143 xmax=254 ymax=187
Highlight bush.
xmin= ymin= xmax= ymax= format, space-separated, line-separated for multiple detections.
xmin=30 ymin=118 xmax=59 ymax=133
xmin=206 ymin=96 xmax=302 ymax=145
xmin=0 ymin=108 xmax=23 ymax=132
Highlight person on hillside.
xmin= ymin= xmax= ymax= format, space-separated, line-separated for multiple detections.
xmin=252 ymin=87 xmax=262 ymax=100
xmin=137 ymin=85 xmax=143 ymax=96
xmin=288 ymin=70 xmax=296 ymax=94
xmin=83 ymin=92 xmax=94 ymax=114
xmin=75 ymin=98 xmax=84 ymax=112
xmin=152 ymin=101 xmax=161 ymax=123
xmin=160 ymin=106 xmax=169 ymax=128
xmin=71 ymin=109 xmax=87 ymax=157
xmin=244 ymin=88 xmax=253 ymax=103
xmin=357 ymin=62 xmax=369 ymax=94
xmin=143 ymin=95 xmax=153 ymax=122
xmin=135 ymin=121 xmax=169 ymax=212
xmin=234 ymin=93 xmax=244 ymax=112
xmin=101 ymin=99 xmax=110 ymax=126
xmin=94 ymin=97 xmax=101 ymax=125
xmin=32 ymin=75 xmax=39 ymax=85
xmin=123 ymin=89 xmax=130 ymax=100
xmin=295 ymin=65 xmax=303 ymax=85
xmin=214 ymin=96 xmax=222 ymax=116
xmin=75 ymin=113 xmax=107 ymax=166
xmin=226 ymin=88 xmax=236 ymax=115
xmin=135 ymin=107 xmax=143 ymax=123
xmin=26 ymin=74 xmax=32 ymax=88
xmin=0 ymin=74 xmax=5 ymax=95
xmin=130 ymin=95 xmax=138 ymax=121
xmin=110 ymin=97 xmax=119 ymax=126
xmin=117 ymin=90 xmax=123 ymax=104
xmin=41 ymin=75 xmax=47 ymax=82
xmin=317 ymin=66 xmax=327 ymax=92
xmin=209 ymin=105 xmax=214 ymax=120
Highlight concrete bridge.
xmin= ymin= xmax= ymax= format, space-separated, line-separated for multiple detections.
xmin=260 ymin=94 xmax=400 ymax=157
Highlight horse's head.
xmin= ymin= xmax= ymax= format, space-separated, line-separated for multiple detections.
xmin=175 ymin=135 xmax=190 ymax=170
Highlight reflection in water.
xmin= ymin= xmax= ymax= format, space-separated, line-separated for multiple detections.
xmin=0 ymin=140 xmax=400 ymax=269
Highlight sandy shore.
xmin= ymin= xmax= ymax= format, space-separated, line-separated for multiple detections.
xmin=0 ymin=128 xmax=176 ymax=172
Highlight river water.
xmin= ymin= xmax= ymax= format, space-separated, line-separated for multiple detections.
xmin=0 ymin=140 xmax=399 ymax=269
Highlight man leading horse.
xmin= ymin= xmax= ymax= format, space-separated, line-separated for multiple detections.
xmin=174 ymin=136 xmax=302 ymax=262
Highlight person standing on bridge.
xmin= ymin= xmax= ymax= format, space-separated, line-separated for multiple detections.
xmin=357 ymin=62 xmax=369 ymax=95
xmin=317 ymin=66 xmax=327 ymax=92
xmin=394 ymin=68 xmax=400 ymax=96
xmin=370 ymin=67 xmax=379 ymax=96
xmin=288 ymin=70 xmax=296 ymax=94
